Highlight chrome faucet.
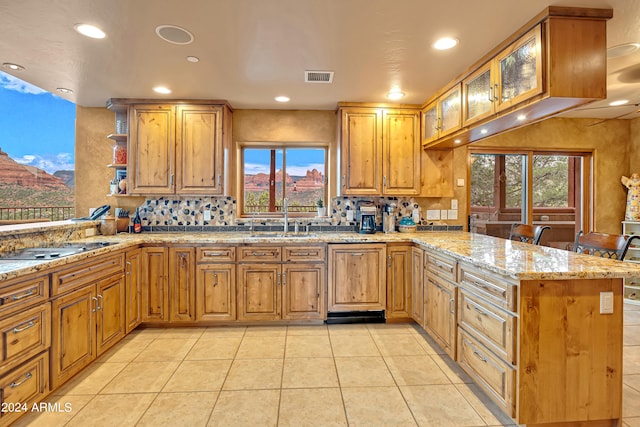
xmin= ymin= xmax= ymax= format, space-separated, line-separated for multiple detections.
xmin=282 ymin=198 xmax=289 ymax=234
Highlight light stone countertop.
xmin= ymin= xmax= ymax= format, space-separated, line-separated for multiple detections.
xmin=1 ymin=231 xmax=640 ymax=282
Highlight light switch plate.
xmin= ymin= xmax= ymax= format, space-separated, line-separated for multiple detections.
xmin=204 ymin=210 xmax=212 ymax=221
xmin=440 ymin=210 xmax=448 ymax=220
xmin=451 ymin=199 xmax=458 ymax=210
xmin=447 ymin=209 xmax=458 ymax=220
xmin=427 ymin=210 xmax=440 ymax=220
xmin=456 ymin=178 xmax=465 ymax=187
xmin=600 ymin=291 xmax=614 ymax=314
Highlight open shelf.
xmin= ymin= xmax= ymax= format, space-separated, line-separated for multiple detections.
xmin=107 ymin=163 xmax=127 ymax=169
xmin=107 ymin=134 xmax=127 ymax=142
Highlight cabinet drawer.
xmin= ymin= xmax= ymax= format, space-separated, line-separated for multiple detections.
xmin=458 ymin=289 xmax=516 ymax=364
xmin=197 ymin=247 xmax=236 ymax=263
xmin=458 ymin=263 xmax=517 ymax=311
xmin=0 ymin=275 xmax=48 ymax=316
xmin=457 ymin=329 xmax=515 ymax=417
xmin=283 ymin=246 xmax=326 ymax=262
xmin=52 ymin=253 xmax=125 ymax=296
xmin=426 ymin=251 xmax=457 ymax=282
xmin=0 ymin=304 xmax=50 ymax=371
xmin=238 ymin=246 xmax=282 ymax=262
xmin=0 ymin=351 xmax=49 ymax=425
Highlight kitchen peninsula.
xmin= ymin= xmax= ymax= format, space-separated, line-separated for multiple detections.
xmin=0 ymin=221 xmax=634 ymax=427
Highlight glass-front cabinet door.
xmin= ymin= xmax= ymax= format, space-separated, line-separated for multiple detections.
xmin=463 ymin=64 xmax=494 ymax=126
xmin=495 ymin=26 xmax=543 ymax=112
xmin=421 ymin=101 xmax=438 ymax=145
xmin=439 ymin=84 xmax=462 ymax=138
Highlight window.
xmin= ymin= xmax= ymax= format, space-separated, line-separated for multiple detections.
xmin=240 ymin=144 xmax=327 ymax=217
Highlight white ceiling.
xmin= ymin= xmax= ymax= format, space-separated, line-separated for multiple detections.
xmin=1 ymin=0 xmax=640 ymax=119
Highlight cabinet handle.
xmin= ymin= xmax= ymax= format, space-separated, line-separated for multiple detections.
xmin=217 ymin=174 xmax=221 ymax=188
xmin=10 ymin=372 xmax=32 ymax=388
xmin=213 ymin=273 xmax=218 ymax=286
xmin=252 ymin=251 xmax=274 ymax=257
xmin=13 ymin=320 xmax=35 ymax=334
xmin=351 ymin=253 xmax=364 ymax=256
xmin=449 ymin=298 xmax=455 ymax=314
xmin=205 ymin=251 xmax=227 ymax=257
xmin=473 ymin=350 xmax=487 ymax=363
xmin=291 ymin=252 xmax=312 ymax=257
xmin=383 ymin=176 xmax=387 ymax=188
xmin=473 ymin=305 xmax=488 ymax=316
xmin=277 ymin=273 xmax=281 ymax=285
xmin=493 ymin=84 xmax=499 ymax=101
xmin=8 ymin=288 xmax=36 ymax=302
xmin=342 ymin=175 xmax=346 ymax=189
xmin=488 ymin=86 xmax=493 ymax=103
xmin=387 ymin=255 xmax=392 ymax=267
xmin=92 ymin=296 xmax=98 ymax=312
xmin=282 ymin=272 xmax=287 ymax=285
xmin=97 ymin=294 xmax=103 ymax=311
xmin=170 ymin=173 xmax=174 ymax=186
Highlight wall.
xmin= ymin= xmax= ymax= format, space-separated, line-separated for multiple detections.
xmin=454 ymin=117 xmax=631 ymax=234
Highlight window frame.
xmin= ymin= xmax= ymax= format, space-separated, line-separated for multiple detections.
xmin=237 ymin=141 xmax=329 ymax=218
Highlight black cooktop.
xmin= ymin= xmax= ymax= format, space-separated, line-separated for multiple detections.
xmin=0 ymin=242 xmax=112 ymax=261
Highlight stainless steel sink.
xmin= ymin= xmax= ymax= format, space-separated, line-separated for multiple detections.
xmin=249 ymin=232 xmax=318 ymax=238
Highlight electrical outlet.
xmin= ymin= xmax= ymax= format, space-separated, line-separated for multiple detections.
xmin=600 ymin=291 xmax=614 ymax=314
xmin=451 ymin=199 xmax=458 ymax=210
xmin=203 ymin=210 xmax=211 ymax=221
xmin=85 ymin=228 xmax=96 ymax=237
xmin=440 ymin=210 xmax=448 ymax=220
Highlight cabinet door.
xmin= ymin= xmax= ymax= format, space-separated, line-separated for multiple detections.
xmin=386 ymin=245 xmax=412 ymax=319
xmin=382 ymin=110 xmax=421 ymax=195
xmin=142 ymin=247 xmax=169 ymax=322
xmin=424 ymin=274 xmax=457 ymax=358
xmin=438 ymin=84 xmax=462 ymax=138
xmin=282 ymin=263 xmax=325 ymax=320
xmin=51 ymin=286 xmax=96 ymax=389
xmin=169 ymin=248 xmax=196 ymax=322
xmin=96 ymin=274 xmax=125 ymax=356
xmin=129 ymin=104 xmax=175 ymax=194
xmin=176 ymin=105 xmax=224 ymax=195
xmin=125 ymin=249 xmax=142 ymax=333
xmin=411 ymin=247 xmax=424 ymax=324
xmin=421 ymin=101 xmax=438 ymax=145
xmin=328 ymin=244 xmax=386 ymax=312
xmin=463 ymin=63 xmax=495 ymax=126
xmin=237 ymin=264 xmax=281 ymax=320
xmin=495 ymin=26 xmax=543 ymax=113
xmin=196 ymin=263 xmax=236 ymax=321
xmin=340 ymin=108 xmax=383 ymax=195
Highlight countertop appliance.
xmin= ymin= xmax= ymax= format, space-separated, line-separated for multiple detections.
xmin=357 ymin=201 xmax=377 ymax=234
xmin=0 ymin=242 xmax=112 ymax=261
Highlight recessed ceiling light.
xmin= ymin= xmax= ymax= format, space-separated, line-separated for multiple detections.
xmin=153 ymin=86 xmax=171 ymax=94
xmin=607 ymin=43 xmax=640 ymax=59
xmin=156 ymin=25 xmax=194 ymax=45
xmin=609 ymin=99 xmax=629 ymax=106
xmin=56 ymin=88 xmax=73 ymax=94
xmin=454 ymin=139 xmax=462 ymax=144
xmin=386 ymin=90 xmax=405 ymax=100
xmin=74 ymin=24 xmax=106 ymax=39
xmin=433 ymin=37 xmax=458 ymax=50
xmin=517 ymin=114 xmax=526 ymax=121
xmin=2 ymin=63 xmax=24 ymax=71
xmin=480 ymin=129 xmax=488 ymax=135
xmin=186 ymin=56 xmax=199 ymax=63
xmin=275 ymin=96 xmax=290 ymax=103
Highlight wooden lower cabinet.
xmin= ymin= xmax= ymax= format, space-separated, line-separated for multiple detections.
xmin=410 ymin=247 xmax=424 ymax=324
xmin=424 ymin=273 xmax=457 ymax=358
xmin=125 ymin=249 xmax=142 ymax=333
xmin=237 ymin=264 xmax=281 ymax=320
xmin=51 ymin=273 xmax=125 ymax=389
xmin=196 ymin=263 xmax=236 ymax=321
xmin=328 ymin=243 xmax=386 ymax=312
xmin=0 ymin=351 xmax=49 ymax=426
xmin=386 ymin=244 xmax=411 ymax=319
xmin=169 ymin=247 xmax=196 ymax=322
xmin=142 ymin=247 xmax=169 ymax=322
xmin=282 ymin=263 xmax=325 ymax=320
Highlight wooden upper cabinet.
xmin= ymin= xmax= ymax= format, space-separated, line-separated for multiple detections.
xmin=340 ymin=108 xmax=382 ymax=195
xmin=129 ymin=104 xmax=175 ymax=194
xmin=176 ymin=105 xmax=225 ymax=195
xmin=382 ymin=109 xmax=421 ymax=196
xmin=339 ymin=105 xmax=421 ymax=196
xmin=421 ymin=84 xmax=462 ymax=146
xmin=125 ymin=100 xmax=231 ymax=196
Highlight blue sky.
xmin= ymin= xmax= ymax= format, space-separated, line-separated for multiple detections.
xmin=244 ymin=148 xmax=325 ymax=176
xmin=0 ymin=70 xmax=75 ymax=173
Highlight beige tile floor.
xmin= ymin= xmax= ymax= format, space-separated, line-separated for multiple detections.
xmin=14 ymin=303 xmax=640 ymax=427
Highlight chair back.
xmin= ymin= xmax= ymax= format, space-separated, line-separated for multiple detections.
xmin=573 ymin=230 xmax=639 ymax=260
xmin=509 ymin=224 xmax=551 ymax=245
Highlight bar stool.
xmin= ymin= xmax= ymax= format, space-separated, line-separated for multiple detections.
xmin=573 ymin=230 xmax=639 ymax=260
xmin=509 ymin=224 xmax=551 ymax=245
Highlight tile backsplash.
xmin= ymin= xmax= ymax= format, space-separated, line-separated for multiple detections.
xmin=135 ymin=196 xmax=462 ymax=232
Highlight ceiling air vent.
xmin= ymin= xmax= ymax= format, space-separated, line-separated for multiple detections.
xmin=304 ymin=70 xmax=334 ymax=83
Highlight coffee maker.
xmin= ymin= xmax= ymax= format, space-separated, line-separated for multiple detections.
xmin=357 ymin=201 xmax=377 ymax=234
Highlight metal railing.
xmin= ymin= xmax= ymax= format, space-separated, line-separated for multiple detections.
xmin=0 ymin=206 xmax=75 ymax=222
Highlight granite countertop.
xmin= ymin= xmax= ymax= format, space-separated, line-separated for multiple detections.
xmin=1 ymin=231 xmax=639 ymax=282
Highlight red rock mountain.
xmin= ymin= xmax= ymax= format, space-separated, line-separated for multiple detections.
xmin=0 ymin=149 xmax=68 ymax=189
xmin=244 ymin=169 xmax=323 ymax=192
